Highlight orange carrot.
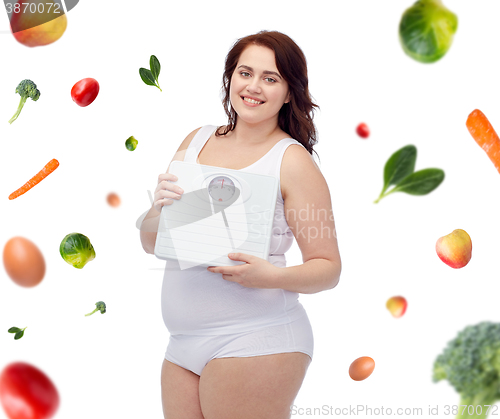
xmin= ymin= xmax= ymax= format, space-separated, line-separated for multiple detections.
xmin=466 ymin=109 xmax=500 ymax=174
xmin=9 ymin=158 xmax=59 ymax=200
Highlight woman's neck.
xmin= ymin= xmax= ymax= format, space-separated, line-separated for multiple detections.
xmin=228 ymin=118 xmax=281 ymax=146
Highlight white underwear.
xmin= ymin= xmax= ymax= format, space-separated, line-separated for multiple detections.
xmin=164 ymin=313 xmax=314 ymax=376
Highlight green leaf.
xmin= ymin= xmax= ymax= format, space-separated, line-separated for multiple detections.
xmin=150 ymin=55 xmax=161 ymax=82
xmin=383 ymin=145 xmax=417 ymax=193
xmin=8 ymin=327 xmax=21 ymax=333
xmin=14 ymin=330 xmax=24 ymax=340
xmin=139 ymin=68 xmax=157 ymax=87
xmin=391 ymin=168 xmax=445 ymax=195
xmin=375 ymin=144 xmax=417 ymax=203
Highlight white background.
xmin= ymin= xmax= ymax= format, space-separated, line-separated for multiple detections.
xmin=1 ymin=1 xmax=500 ymax=418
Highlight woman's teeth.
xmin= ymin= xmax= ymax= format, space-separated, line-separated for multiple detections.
xmin=243 ymin=97 xmax=263 ymax=104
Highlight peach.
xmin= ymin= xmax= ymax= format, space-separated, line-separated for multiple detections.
xmin=436 ymin=229 xmax=472 ymax=269
xmin=10 ymin=0 xmax=67 ymax=47
xmin=386 ymin=296 xmax=407 ymax=318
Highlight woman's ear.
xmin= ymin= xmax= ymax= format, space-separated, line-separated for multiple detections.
xmin=285 ymin=91 xmax=291 ymax=104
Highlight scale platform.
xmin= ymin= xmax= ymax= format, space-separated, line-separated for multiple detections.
xmin=154 ymin=161 xmax=278 ymax=270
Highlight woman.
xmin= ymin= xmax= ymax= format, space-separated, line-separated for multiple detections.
xmin=140 ymin=30 xmax=341 ymax=419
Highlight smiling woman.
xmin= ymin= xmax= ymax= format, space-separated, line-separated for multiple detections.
xmin=217 ymin=31 xmax=320 ymax=160
xmin=228 ymin=45 xmax=291 ymax=127
xmin=139 ymin=30 xmax=341 ymax=419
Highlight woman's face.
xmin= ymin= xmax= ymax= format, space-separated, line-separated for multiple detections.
xmin=229 ymin=44 xmax=290 ymax=127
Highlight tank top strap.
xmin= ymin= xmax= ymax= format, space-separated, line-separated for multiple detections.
xmin=271 ymin=138 xmax=306 ymax=178
xmin=184 ymin=125 xmax=217 ymax=163
xmin=260 ymin=138 xmax=306 ymax=201
xmin=245 ymin=138 xmax=304 ymax=174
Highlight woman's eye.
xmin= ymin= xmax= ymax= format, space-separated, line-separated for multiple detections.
xmin=265 ymin=77 xmax=277 ymax=83
xmin=240 ymin=71 xmax=250 ymax=77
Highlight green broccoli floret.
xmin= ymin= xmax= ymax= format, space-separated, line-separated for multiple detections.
xmin=8 ymin=79 xmax=40 ymax=124
xmin=85 ymin=301 xmax=106 ymax=317
xmin=433 ymin=321 xmax=500 ymax=419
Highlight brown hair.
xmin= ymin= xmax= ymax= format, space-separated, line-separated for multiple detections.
xmin=217 ymin=30 xmax=320 ymax=162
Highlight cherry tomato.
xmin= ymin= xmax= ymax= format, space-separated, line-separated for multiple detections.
xmin=71 ymin=77 xmax=99 ymax=107
xmin=356 ymin=122 xmax=370 ymax=139
xmin=0 ymin=362 xmax=59 ymax=419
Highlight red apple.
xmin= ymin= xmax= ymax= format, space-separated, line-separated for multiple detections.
xmin=436 ymin=229 xmax=472 ymax=269
xmin=386 ymin=296 xmax=407 ymax=318
xmin=10 ymin=0 xmax=67 ymax=47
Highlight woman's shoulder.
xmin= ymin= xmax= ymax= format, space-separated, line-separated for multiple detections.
xmin=280 ymin=141 xmax=320 ymax=200
xmin=184 ymin=126 xmax=203 ymax=145
xmin=281 ymin=140 xmax=314 ymax=166
xmin=167 ymin=127 xmax=204 ymax=164
xmin=177 ymin=126 xmax=210 ymax=152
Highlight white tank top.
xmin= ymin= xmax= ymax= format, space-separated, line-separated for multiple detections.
xmin=161 ymin=125 xmax=308 ymax=335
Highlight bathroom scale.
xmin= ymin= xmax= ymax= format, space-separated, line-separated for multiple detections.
xmin=154 ymin=161 xmax=278 ymax=270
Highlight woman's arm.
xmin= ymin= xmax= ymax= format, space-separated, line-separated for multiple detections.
xmin=276 ymin=144 xmax=342 ymax=294
xmin=275 ymin=259 xmax=340 ymax=294
xmin=139 ymin=206 xmax=161 ymax=254
xmin=139 ymin=127 xmax=202 ymax=254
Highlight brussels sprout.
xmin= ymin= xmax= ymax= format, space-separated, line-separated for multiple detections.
xmin=125 ymin=136 xmax=138 ymax=151
xmin=399 ymin=0 xmax=458 ymax=63
xmin=59 ymin=233 xmax=96 ymax=269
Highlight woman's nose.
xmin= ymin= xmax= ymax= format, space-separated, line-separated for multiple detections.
xmin=246 ymin=79 xmax=261 ymax=94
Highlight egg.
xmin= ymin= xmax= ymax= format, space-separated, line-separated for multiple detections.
xmin=2 ymin=237 xmax=46 ymax=287
xmin=349 ymin=356 xmax=375 ymax=381
xmin=106 ymin=192 xmax=121 ymax=207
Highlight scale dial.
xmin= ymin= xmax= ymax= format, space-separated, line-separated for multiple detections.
xmin=208 ymin=176 xmax=236 ymax=202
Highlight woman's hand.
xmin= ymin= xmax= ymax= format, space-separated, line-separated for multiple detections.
xmin=153 ymin=173 xmax=184 ymax=212
xmin=207 ymin=253 xmax=282 ymax=289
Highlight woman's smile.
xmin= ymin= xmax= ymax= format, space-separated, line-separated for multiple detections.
xmin=241 ymin=95 xmax=265 ymax=106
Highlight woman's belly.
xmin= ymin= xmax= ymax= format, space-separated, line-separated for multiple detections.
xmin=161 ymin=266 xmax=305 ymax=336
